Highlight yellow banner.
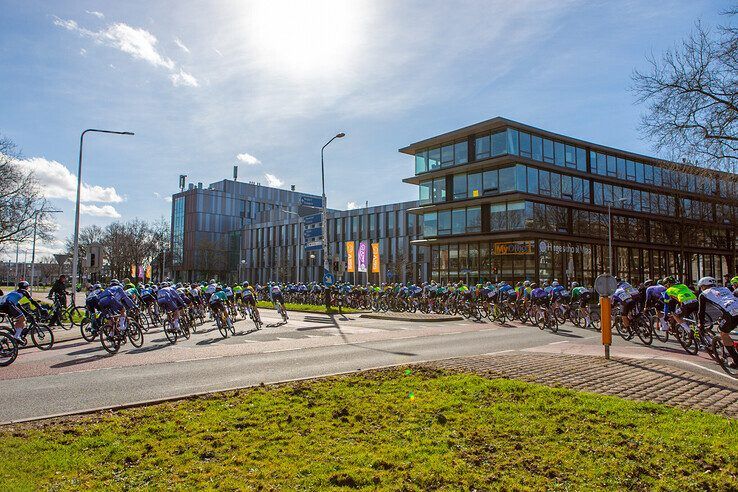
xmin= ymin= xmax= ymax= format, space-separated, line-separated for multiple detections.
xmin=130 ymin=264 xmax=136 ymax=278
xmin=145 ymin=265 xmax=152 ymax=281
xmin=346 ymin=241 xmax=355 ymax=273
xmin=371 ymin=243 xmax=380 ymax=273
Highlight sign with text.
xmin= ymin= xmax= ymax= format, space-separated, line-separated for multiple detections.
xmin=346 ymin=241 xmax=355 ymax=273
xmin=493 ymin=241 xmax=534 ymax=256
xmin=371 ymin=243 xmax=380 ymax=273
xmin=304 ymin=226 xmax=323 ymax=238
xmin=300 ymin=195 xmax=323 ymax=209
xmin=304 ymin=213 xmax=322 ymax=225
xmin=357 ymin=242 xmax=368 ymax=273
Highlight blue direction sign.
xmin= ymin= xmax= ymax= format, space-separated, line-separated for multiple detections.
xmin=304 ymin=213 xmax=322 ymax=225
xmin=304 ymin=226 xmax=323 ymax=238
xmin=323 ymin=272 xmax=335 ymax=287
xmin=300 ymin=196 xmax=323 ymax=208
xmin=305 ymin=244 xmax=322 ymax=252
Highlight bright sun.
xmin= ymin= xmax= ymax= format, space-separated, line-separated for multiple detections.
xmin=247 ymin=0 xmax=364 ymax=78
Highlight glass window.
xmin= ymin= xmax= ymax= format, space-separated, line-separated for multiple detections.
xmin=590 ymin=151 xmax=598 ymax=174
xmin=617 ymin=157 xmax=626 ymax=179
xmin=565 ymin=144 xmax=576 ymax=168
xmin=635 ymin=162 xmax=644 ymax=183
xmin=419 ymin=180 xmax=431 ymax=205
xmin=467 ymin=207 xmax=481 ymax=232
xmin=597 ymin=153 xmax=607 ymax=176
xmin=554 ymin=142 xmax=565 ymax=166
xmin=550 ymin=172 xmax=561 ymax=198
xmin=543 ymin=139 xmax=554 ymax=163
xmin=532 ymin=136 xmax=543 ymax=162
xmin=644 ymin=164 xmax=654 ymax=184
xmin=415 ymin=150 xmax=427 ymax=174
xmin=483 ymin=170 xmax=498 ymax=194
xmin=475 ymin=135 xmax=490 ymax=160
xmin=499 ymin=167 xmax=515 ymax=192
xmin=507 ymin=129 xmax=519 ymax=156
xmin=441 ymin=144 xmax=454 ymax=167
xmin=438 ymin=210 xmax=452 ymax=235
xmin=491 ymin=131 xmax=507 ymax=156
xmin=490 ymin=203 xmax=507 ymax=231
xmin=519 ymin=132 xmax=532 ymax=158
xmin=454 ymin=141 xmax=468 ymax=165
xmin=432 ymin=178 xmax=446 ymax=203
xmin=539 ymin=170 xmax=551 ymax=195
xmin=452 ymin=209 xmax=466 ymax=235
xmin=423 ymin=212 xmax=437 ymax=237
xmin=593 ymin=182 xmax=603 ymax=205
xmin=468 ymin=172 xmax=482 ymax=198
xmin=626 ymin=160 xmax=636 ymax=180
xmin=606 ymin=155 xmax=617 ymax=177
xmin=527 ymin=167 xmax=538 ymax=194
xmin=516 ymin=165 xmax=527 ymax=192
xmin=653 ymin=166 xmax=662 ymax=187
xmin=428 ymin=147 xmax=441 ymax=171
xmin=508 ymin=202 xmax=526 ymax=230
xmin=561 ymin=175 xmax=573 ymax=199
xmin=576 ymin=147 xmax=587 ymax=172
xmin=453 ymin=174 xmax=467 ymax=200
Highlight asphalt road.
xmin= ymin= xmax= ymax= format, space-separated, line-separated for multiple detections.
xmin=1 ymin=309 xmax=733 ymax=423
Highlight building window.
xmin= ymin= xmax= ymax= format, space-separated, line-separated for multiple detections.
xmin=519 ymin=132 xmax=532 ymax=158
xmin=492 ymin=131 xmax=507 ymax=156
xmin=415 ymin=150 xmax=428 ymax=174
xmin=467 ymin=206 xmax=481 ymax=232
xmin=476 ymin=134 xmax=491 ymax=159
xmin=483 ymin=170 xmax=498 ymax=194
xmin=499 ymin=167 xmax=515 ymax=192
xmin=453 ymin=173 xmax=467 ymax=200
xmin=507 ymin=129 xmax=519 ymax=156
xmin=423 ymin=212 xmax=438 ymax=237
xmin=428 ymin=147 xmax=441 ymax=171
xmin=467 ymin=172 xmax=482 ymax=198
xmin=432 ymin=178 xmax=446 ymax=203
xmin=419 ymin=180 xmax=431 ymax=205
xmin=454 ymin=141 xmax=468 ymax=165
xmin=172 ymin=196 xmax=185 ymax=265
xmin=452 ymin=209 xmax=466 ymax=235
xmin=438 ymin=210 xmax=452 ymax=235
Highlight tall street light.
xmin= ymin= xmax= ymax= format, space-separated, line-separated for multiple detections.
xmin=320 ymin=132 xmax=345 ymax=279
xmin=71 ymin=129 xmax=134 ymax=291
xmin=607 ymin=197 xmax=628 ymax=276
xmin=29 ymin=208 xmax=62 ymax=293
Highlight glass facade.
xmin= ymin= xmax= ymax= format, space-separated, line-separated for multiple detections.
xmin=172 ymin=196 xmax=185 ymax=265
xmin=407 ymin=119 xmax=738 ymax=287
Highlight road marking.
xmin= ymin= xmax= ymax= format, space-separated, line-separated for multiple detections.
xmin=659 ymin=357 xmax=738 ymax=381
xmin=481 ymin=349 xmax=514 ymax=356
xmin=548 ymin=340 xmax=570 ymax=345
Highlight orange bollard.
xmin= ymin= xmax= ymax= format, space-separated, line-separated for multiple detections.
xmin=600 ymin=296 xmax=612 ymax=359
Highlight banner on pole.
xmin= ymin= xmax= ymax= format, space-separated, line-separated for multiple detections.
xmin=146 ymin=265 xmax=152 ymax=281
xmin=346 ymin=241 xmax=355 ymax=273
xmin=130 ymin=264 xmax=136 ymax=278
xmin=371 ymin=243 xmax=380 ymax=273
xmin=357 ymin=242 xmax=368 ymax=273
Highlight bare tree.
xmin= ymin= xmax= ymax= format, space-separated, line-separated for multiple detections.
xmin=0 ymin=135 xmax=55 ymax=246
xmin=632 ymin=9 xmax=738 ymax=172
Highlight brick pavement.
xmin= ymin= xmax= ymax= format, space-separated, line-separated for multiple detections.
xmin=427 ymin=352 xmax=738 ymax=417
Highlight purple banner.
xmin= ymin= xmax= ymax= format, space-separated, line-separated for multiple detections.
xmin=357 ymin=242 xmax=368 ymax=273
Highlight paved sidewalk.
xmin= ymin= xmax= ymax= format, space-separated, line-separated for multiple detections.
xmin=360 ymin=312 xmax=463 ymax=322
xmin=428 ymin=352 xmax=738 ymax=417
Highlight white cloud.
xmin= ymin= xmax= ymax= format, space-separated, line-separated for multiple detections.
xmin=154 ymin=192 xmax=173 ymax=203
xmin=53 ymin=17 xmax=198 ymax=87
xmin=20 ymin=156 xmax=124 ymax=203
xmin=346 ymin=201 xmax=359 ymax=210
xmin=79 ymin=48 xmax=87 ymax=56
xmin=164 ymin=196 xmax=173 ymax=203
xmin=264 ymin=173 xmax=284 ymax=188
xmin=80 ymin=204 xmax=121 ymax=218
xmin=174 ymin=37 xmax=190 ymax=53
xmin=86 ymin=10 xmax=104 ymax=19
xmin=213 ymin=48 xmax=223 ymax=57
xmin=170 ymin=68 xmax=199 ymax=87
xmin=236 ymin=152 xmax=261 ymax=165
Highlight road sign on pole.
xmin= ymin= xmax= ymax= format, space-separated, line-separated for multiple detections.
xmin=304 ymin=226 xmax=323 ymax=238
xmin=300 ymin=196 xmax=323 ymax=209
xmin=304 ymin=213 xmax=322 ymax=225
xmin=323 ymin=271 xmax=335 ymax=287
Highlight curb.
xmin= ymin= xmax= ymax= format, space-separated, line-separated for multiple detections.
xmin=360 ymin=313 xmax=464 ymax=322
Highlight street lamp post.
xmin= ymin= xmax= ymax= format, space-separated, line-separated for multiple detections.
xmin=320 ymin=133 xmax=345 ymax=281
xmin=29 ymin=209 xmax=62 ymax=293
xmin=607 ymin=197 xmax=628 ymax=276
xmin=71 ymin=129 xmax=134 ymax=292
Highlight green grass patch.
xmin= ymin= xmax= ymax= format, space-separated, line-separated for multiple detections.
xmin=1 ymin=369 xmax=736 ymax=490
xmin=256 ymin=300 xmax=363 ymax=314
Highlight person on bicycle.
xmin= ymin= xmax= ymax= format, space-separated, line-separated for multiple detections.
xmin=612 ymin=278 xmax=640 ymax=329
xmin=270 ymin=282 xmax=288 ymax=320
xmin=97 ymin=280 xmax=136 ymax=335
xmin=662 ymin=276 xmax=698 ymax=333
xmin=84 ymin=283 xmax=104 ymax=331
xmin=644 ymin=280 xmax=667 ymax=331
xmin=46 ymin=274 xmax=69 ymax=327
xmin=696 ymin=276 xmax=738 ymax=369
xmin=242 ymin=282 xmax=257 ymax=311
xmin=157 ymin=282 xmax=185 ymax=332
xmin=208 ymin=286 xmax=228 ymax=320
xmin=0 ymin=281 xmax=43 ymax=345
xmin=530 ymin=283 xmax=548 ymax=305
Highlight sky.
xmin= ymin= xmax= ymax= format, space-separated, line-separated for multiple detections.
xmin=0 ymin=0 xmax=733 ymax=259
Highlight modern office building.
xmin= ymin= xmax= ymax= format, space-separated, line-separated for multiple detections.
xmin=402 ymin=116 xmax=738 ymax=286
xmin=240 ymin=201 xmax=427 ymax=284
xmin=170 ymin=179 xmax=322 ymax=281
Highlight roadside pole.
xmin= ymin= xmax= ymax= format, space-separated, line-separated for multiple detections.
xmin=594 ymin=274 xmax=617 ymax=360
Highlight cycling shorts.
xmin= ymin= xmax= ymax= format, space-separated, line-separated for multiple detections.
xmin=578 ymin=292 xmax=593 ymax=305
xmin=675 ymin=299 xmax=698 ymax=318
xmin=99 ymin=296 xmax=124 ymax=315
xmin=718 ymin=314 xmax=738 ymax=334
xmin=157 ymin=298 xmax=181 ymax=313
xmin=622 ymin=296 xmax=640 ymax=318
xmin=0 ymin=302 xmax=24 ymax=320
xmin=272 ymin=293 xmax=285 ymax=305
xmin=235 ymin=292 xmax=243 ymax=300
xmin=243 ymin=295 xmax=255 ymax=306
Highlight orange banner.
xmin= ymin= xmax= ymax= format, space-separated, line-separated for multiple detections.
xmin=371 ymin=243 xmax=380 ymax=273
xmin=346 ymin=241 xmax=355 ymax=273
xmin=130 ymin=264 xmax=136 ymax=278
xmin=145 ymin=265 xmax=152 ymax=281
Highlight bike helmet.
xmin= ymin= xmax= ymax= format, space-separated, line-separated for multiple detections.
xmin=94 ymin=283 xmax=102 ymax=289
xmin=17 ymin=280 xmax=30 ymax=290
xmin=110 ymin=279 xmax=120 ymax=286
xmin=730 ymin=276 xmax=738 ymax=286
xmin=663 ymin=276 xmax=676 ymax=286
xmin=571 ymin=282 xmax=579 ymax=288
xmin=697 ymin=276 xmax=716 ymax=288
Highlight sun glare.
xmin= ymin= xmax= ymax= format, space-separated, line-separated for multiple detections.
xmin=247 ymin=0 xmax=364 ymax=78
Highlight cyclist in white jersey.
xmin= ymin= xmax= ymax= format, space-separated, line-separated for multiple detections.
xmin=697 ymin=277 xmax=738 ymax=368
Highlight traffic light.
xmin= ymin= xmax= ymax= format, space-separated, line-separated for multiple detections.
xmin=90 ymin=253 xmax=96 ymax=268
xmin=332 ymin=260 xmax=339 ymax=272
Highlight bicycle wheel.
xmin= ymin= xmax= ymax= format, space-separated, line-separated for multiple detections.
xmin=547 ymin=312 xmax=559 ymax=333
xmin=99 ymin=325 xmax=121 ymax=354
xmin=163 ymin=320 xmax=178 ymax=344
xmin=615 ymin=319 xmax=634 ymax=341
xmin=181 ymin=320 xmax=191 ymax=340
xmin=0 ymin=332 xmax=18 ymax=367
xmin=30 ymin=324 xmax=54 ymax=350
xmin=635 ymin=316 xmax=653 ymax=346
xmin=711 ymin=337 xmax=738 ymax=378
xmin=227 ymin=316 xmax=236 ymax=336
xmin=69 ymin=306 xmax=86 ymax=327
xmin=217 ymin=316 xmax=229 ymax=338
xmin=675 ymin=325 xmax=698 ymax=355
xmin=651 ymin=315 xmax=669 ymax=343
xmin=127 ymin=321 xmax=144 ymax=348
xmin=80 ymin=319 xmax=98 ymax=342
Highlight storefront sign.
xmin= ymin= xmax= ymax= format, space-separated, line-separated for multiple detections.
xmin=494 ymin=241 xmax=534 ymax=256
xmin=539 ymin=241 xmax=591 ymax=255
xmin=346 ymin=241 xmax=355 ymax=273
xmin=357 ymin=242 xmax=368 ymax=273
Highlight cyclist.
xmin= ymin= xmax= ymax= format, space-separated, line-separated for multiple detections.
xmin=662 ymin=276 xmax=698 ymax=333
xmin=270 ymin=282 xmax=288 ymax=320
xmin=644 ymin=280 xmax=668 ymax=331
xmin=157 ymin=282 xmax=185 ymax=333
xmin=209 ymin=285 xmax=229 ymax=321
xmin=0 ymin=281 xmax=43 ymax=345
xmin=97 ymin=280 xmax=136 ymax=335
xmin=696 ymin=276 xmax=738 ymax=369
xmin=612 ymin=278 xmax=640 ymax=329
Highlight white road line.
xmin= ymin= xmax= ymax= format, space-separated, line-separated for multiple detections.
xmin=481 ymin=349 xmax=514 ymax=356
xmin=659 ymin=357 xmax=738 ymax=381
xmin=548 ymin=340 xmax=570 ymax=345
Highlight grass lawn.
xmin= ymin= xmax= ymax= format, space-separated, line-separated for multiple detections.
xmin=1 ymin=369 xmax=736 ymax=491
xmin=256 ymin=300 xmax=364 ymax=314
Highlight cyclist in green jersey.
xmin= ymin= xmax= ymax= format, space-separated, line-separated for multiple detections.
xmin=663 ymin=276 xmax=698 ymax=330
